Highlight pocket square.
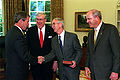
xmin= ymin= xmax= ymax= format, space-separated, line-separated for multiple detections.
xmin=48 ymin=36 xmax=52 ymax=38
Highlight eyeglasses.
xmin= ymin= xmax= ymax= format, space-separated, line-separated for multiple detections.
xmin=36 ymin=18 xmax=45 ymax=21
xmin=52 ymin=23 xmax=60 ymax=26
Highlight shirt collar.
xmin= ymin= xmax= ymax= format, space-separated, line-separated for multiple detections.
xmin=39 ymin=25 xmax=45 ymax=31
xmin=38 ymin=25 xmax=45 ymax=40
xmin=94 ymin=21 xmax=102 ymax=31
xmin=14 ymin=24 xmax=23 ymax=33
xmin=58 ymin=30 xmax=65 ymax=37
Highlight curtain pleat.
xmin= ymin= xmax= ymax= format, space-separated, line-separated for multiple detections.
xmin=4 ymin=0 xmax=22 ymax=32
xmin=4 ymin=0 xmax=63 ymax=32
xmin=24 ymin=0 xmax=30 ymax=14
xmin=51 ymin=0 xmax=64 ymax=20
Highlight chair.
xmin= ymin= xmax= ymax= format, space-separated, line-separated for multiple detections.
xmin=79 ymin=47 xmax=87 ymax=69
xmin=0 ymin=58 xmax=5 ymax=80
xmin=79 ymin=70 xmax=91 ymax=80
xmin=0 ymin=36 xmax=5 ymax=80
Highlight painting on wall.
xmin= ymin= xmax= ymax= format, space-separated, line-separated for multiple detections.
xmin=75 ymin=12 xmax=92 ymax=32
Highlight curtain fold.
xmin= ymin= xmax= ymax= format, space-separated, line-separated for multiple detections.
xmin=4 ymin=0 xmax=23 ymax=32
xmin=51 ymin=0 xmax=64 ymax=20
xmin=24 ymin=0 xmax=30 ymax=14
xmin=4 ymin=0 xmax=63 ymax=32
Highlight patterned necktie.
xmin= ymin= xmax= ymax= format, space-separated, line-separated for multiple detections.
xmin=22 ymin=32 xmax=25 ymax=35
xmin=58 ymin=36 xmax=63 ymax=51
xmin=40 ymin=29 xmax=43 ymax=48
xmin=94 ymin=30 xmax=97 ymax=44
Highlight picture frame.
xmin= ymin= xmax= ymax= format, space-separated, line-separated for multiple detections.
xmin=75 ymin=12 xmax=92 ymax=32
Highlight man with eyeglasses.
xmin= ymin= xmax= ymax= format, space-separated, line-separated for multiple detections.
xmin=26 ymin=13 xmax=56 ymax=80
xmin=38 ymin=18 xmax=82 ymax=80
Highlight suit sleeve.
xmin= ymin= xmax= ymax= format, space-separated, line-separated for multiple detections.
xmin=44 ymin=39 xmax=56 ymax=63
xmin=73 ymin=34 xmax=82 ymax=65
xmin=109 ymin=26 xmax=120 ymax=73
xmin=14 ymin=35 xmax=38 ymax=65
xmin=85 ymin=32 xmax=90 ymax=67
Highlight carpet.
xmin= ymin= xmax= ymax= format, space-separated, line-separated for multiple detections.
xmin=56 ymin=70 xmax=120 ymax=80
xmin=56 ymin=70 xmax=91 ymax=80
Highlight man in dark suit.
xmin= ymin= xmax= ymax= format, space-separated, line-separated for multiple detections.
xmin=38 ymin=18 xmax=82 ymax=80
xmin=5 ymin=12 xmax=39 ymax=80
xmin=85 ymin=9 xmax=120 ymax=80
xmin=26 ymin=13 xmax=56 ymax=80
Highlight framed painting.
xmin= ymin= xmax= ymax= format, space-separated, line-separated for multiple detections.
xmin=75 ymin=12 xmax=92 ymax=32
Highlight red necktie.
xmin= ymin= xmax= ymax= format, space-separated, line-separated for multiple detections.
xmin=40 ymin=29 xmax=43 ymax=48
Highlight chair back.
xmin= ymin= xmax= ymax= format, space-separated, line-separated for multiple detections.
xmin=0 ymin=58 xmax=5 ymax=80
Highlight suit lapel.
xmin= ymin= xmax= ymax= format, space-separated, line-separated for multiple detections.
xmin=94 ymin=23 xmax=105 ymax=48
xmin=55 ymin=31 xmax=68 ymax=56
xmin=55 ymin=36 xmax=63 ymax=56
xmin=90 ymin=29 xmax=94 ymax=47
xmin=14 ymin=26 xmax=25 ymax=36
xmin=37 ymin=25 xmax=49 ymax=48
xmin=63 ymin=31 xmax=68 ymax=54
xmin=43 ymin=26 xmax=48 ymax=47
xmin=34 ymin=26 xmax=41 ymax=47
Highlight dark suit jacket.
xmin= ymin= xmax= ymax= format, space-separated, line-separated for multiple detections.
xmin=44 ymin=31 xmax=82 ymax=80
xmin=85 ymin=22 xmax=120 ymax=80
xmin=26 ymin=25 xmax=56 ymax=78
xmin=5 ymin=26 xmax=37 ymax=80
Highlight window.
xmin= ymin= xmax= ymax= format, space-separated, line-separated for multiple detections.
xmin=0 ymin=0 xmax=4 ymax=36
xmin=29 ymin=0 xmax=51 ymax=27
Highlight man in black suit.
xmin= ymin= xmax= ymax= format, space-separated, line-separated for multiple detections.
xmin=5 ymin=12 xmax=39 ymax=80
xmin=85 ymin=9 xmax=120 ymax=80
xmin=26 ymin=13 xmax=56 ymax=80
xmin=38 ymin=18 xmax=82 ymax=80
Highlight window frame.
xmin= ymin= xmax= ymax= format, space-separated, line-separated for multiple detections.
xmin=0 ymin=0 xmax=4 ymax=36
xmin=29 ymin=0 xmax=51 ymax=27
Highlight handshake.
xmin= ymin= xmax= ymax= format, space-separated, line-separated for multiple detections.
xmin=37 ymin=56 xmax=45 ymax=64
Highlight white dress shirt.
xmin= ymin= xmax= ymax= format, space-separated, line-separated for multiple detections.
xmin=38 ymin=25 xmax=45 ymax=41
xmin=94 ymin=21 xmax=102 ymax=40
xmin=58 ymin=30 xmax=65 ymax=46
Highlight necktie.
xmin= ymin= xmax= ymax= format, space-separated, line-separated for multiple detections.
xmin=40 ymin=29 xmax=43 ymax=48
xmin=94 ymin=30 xmax=97 ymax=44
xmin=58 ymin=36 xmax=63 ymax=51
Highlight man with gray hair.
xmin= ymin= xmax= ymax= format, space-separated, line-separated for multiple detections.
xmin=38 ymin=18 xmax=82 ymax=80
xmin=26 ymin=13 xmax=56 ymax=80
xmin=85 ymin=9 xmax=120 ymax=80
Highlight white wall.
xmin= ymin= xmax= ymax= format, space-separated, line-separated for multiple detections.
xmin=64 ymin=0 xmax=118 ymax=44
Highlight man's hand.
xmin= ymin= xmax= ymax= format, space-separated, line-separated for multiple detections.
xmin=110 ymin=72 xmax=118 ymax=80
xmin=69 ymin=61 xmax=76 ymax=68
xmin=52 ymin=61 xmax=58 ymax=72
xmin=37 ymin=56 xmax=45 ymax=64
xmin=85 ymin=67 xmax=91 ymax=78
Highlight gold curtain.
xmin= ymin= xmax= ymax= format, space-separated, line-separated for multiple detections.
xmin=24 ymin=0 xmax=30 ymax=14
xmin=4 ymin=0 xmax=22 ymax=32
xmin=51 ymin=0 xmax=64 ymax=20
xmin=4 ymin=0 xmax=63 ymax=32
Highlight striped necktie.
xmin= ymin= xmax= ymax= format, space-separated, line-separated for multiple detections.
xmin=58 ymin=36 xmax=63 ymax=51
xmin=94 ymin=30 xmax=97 ymax=44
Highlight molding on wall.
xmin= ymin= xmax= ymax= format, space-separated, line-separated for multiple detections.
xmin=117 ymin=0 xmax=120 ymax=7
